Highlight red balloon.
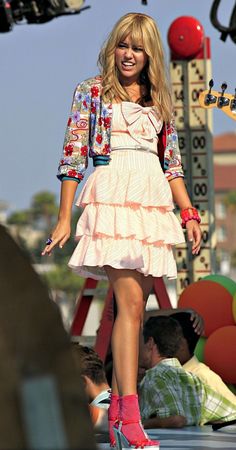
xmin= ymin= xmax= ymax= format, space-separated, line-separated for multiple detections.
xmin=233 ymin=292 xmax=236 ymax=323
xmin=204 ymin=326 xmax=236 ymax=384
xmin=178 ymin=280 xmax=234 ymax=337
xmin=168 ymin=16 xmax=204 ymax=58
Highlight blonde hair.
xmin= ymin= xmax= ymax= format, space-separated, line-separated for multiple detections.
xmin=98 ymin=13 xmax=172 ymax=122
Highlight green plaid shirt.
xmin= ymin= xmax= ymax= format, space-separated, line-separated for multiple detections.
xmin=139 ymin=358 xmax=236 ymax=426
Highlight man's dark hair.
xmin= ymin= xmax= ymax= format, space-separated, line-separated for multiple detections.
xmin=143 ymin=316 xmax=184 ymax=357
xmin=71 ymin=344 xmax=107 ymax=385
xmin=170 ymin=312 xmax=200 ymax=355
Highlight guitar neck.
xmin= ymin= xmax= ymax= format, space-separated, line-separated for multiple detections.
xmin=199 ymin=89 xmax=236 ymax=121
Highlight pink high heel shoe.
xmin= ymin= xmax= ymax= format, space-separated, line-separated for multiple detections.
xmin=113 ymin=395 xmax=160 ymax=450
xmin=108 ymin=393 xmax=120 ymax=448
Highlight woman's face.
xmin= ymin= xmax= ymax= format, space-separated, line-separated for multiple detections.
xmin=115 ymin=34 xmax=148 ymax=84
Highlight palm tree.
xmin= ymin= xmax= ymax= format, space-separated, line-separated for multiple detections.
xmin=30 ymin=191 xmax=58 ymax=230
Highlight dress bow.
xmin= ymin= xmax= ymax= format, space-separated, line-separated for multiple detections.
xmin=121 ymin=102 xmax=162 ymax=144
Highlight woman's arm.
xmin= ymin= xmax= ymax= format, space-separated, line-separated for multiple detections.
xmin=41 ymin=180 xmax=78 ymax=256
xmin=169 ymin=177 xmax=202 ymax=255
xmin=169 ymin=177 xmax=192 ymax=210
xmin=42 ymin=79 xmax=96 ymax=256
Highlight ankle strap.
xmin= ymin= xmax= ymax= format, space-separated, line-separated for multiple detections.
xmin=108 ymin=416 xmax=118 ymax=421
xmin=119 ymin=419 xmax=140 ymax=425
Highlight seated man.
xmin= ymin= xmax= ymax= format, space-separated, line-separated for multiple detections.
xmin=170 ymin=311 xmax=236 ymax=404
xmin=71 ymin=343 xmax=110 ymax=430
xmin=139 ymin=316 xmax=236 ymax=428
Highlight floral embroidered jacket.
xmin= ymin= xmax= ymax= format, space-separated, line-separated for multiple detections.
xmin=57 ymin=76 xmax=184 ymax=183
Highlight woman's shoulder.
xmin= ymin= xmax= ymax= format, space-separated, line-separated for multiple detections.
xmin=76 ymin=75 xmax=102 ymax=91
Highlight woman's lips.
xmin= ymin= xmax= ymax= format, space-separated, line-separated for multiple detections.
xmin=121 ymin=61 xmax=135 ymax=70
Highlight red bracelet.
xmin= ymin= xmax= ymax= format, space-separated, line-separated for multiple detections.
xmin=180 ymin=207 xmax=201 ymax=229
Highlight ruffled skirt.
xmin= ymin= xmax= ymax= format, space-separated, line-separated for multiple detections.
xmin=68 ymin=149 xmax=185 ymax=280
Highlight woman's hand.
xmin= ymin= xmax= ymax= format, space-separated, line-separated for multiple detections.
xmin=186 ymin=220 xmax=202 ymax=255
xmin=41 ymin=219 xmax=71 ymax=256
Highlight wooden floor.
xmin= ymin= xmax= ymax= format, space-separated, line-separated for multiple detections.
xmin=96 ymin=425 xmax=236 ymax=449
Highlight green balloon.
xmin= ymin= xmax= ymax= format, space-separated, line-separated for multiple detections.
xmin=194 ymin=336 xmax=206 ymax=362
xmin=203 ymin=274 xmax=236 ymax=296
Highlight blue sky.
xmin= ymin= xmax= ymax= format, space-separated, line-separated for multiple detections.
xmin=1 ymin=0 xmax=236 ymax=212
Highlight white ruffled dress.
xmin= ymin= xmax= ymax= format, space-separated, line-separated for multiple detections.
xmin=68 ymin=102 xmax=185 ymax=280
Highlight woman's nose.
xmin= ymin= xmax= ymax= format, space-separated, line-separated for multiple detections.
xmin=124 ymin=47 xmax=133 ymax=58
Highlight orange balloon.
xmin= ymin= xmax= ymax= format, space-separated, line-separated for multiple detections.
xmin=204 ymin=326 xmax=236 ymax=384
xmin=178 ymin=280 xmax=234 ymax=337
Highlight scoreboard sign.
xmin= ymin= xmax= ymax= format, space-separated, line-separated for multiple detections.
xmin=168 ymin=18 xmax=216 ymax=296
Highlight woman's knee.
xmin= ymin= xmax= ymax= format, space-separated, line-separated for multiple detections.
xmin=105 ymin=268 xmax=146 ymax=321
xmin=117 ymin=294 xmax=144 ymax=322
xmin=130 ymin=295 xmax=144 ymax=319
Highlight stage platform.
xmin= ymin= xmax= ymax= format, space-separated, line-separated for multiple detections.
xmin=96 ymin=425 xmax=236 ymax=449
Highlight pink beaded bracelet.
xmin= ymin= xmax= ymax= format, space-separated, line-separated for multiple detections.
xmin=180 ymin=207 xmax=201 ymax=229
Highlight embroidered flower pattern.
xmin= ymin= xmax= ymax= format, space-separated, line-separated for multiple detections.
xmin=72 ymin=111 xmax=80 ymax=122
xmin=96 ymin=134 xmax=103 ymax=145
xmin=91 ymin=86 xmax=99 ymax=97
xmin=81 ymin=145 xmax=88 ymax=156
xmin=91 ymin=102 xmax=96 ymax=114
xmin=104 ymin=117 xmax=111 ymax=129
xmin=65 ymin=144 xmax=74 ymax=155
xmin=68 ymin=169 xmax=77 ymax=177
xmin=102 ymin=144 xmax=110 ymax=154
xmin=164 ymin=116 xmax=184 ymax=181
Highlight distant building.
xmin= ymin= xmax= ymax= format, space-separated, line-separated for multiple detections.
xmin=213 ymin=132 xmax=236 ymax=276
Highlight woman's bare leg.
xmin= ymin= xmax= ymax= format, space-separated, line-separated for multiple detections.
xmin=104 ymin=266 xmax=153 ymax=395
xmin=111 ymin=370 xmax=119 ymax=395
xmin=105 ymin=268 xmax=159 ymax=447
xmin=110 ymin=273 xmax=154 ymax=393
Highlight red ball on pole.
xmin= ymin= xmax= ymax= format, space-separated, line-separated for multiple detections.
xmin=168 ymin=16 xmax=205 ymax=59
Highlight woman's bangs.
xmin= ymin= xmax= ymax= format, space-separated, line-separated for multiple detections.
xmin=129 ymin=23 xmax=144 ymax=47
xmin=116 ymin=22 xmax=144 ymax=48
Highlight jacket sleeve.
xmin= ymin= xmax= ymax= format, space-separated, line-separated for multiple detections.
xmin=164 ymin=114 xmax=184 ymax=182
xmin=57 ymin=82 xmax=90 ymax=183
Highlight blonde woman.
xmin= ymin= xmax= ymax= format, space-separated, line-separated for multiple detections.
xmin=42 ymin=13 xmax=201 ymax=450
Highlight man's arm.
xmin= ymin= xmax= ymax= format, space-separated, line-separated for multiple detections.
xmin=143 ymin=415 xmax=187 ymax=429
xmin=144 ymin=308 xmax=204 ymax=336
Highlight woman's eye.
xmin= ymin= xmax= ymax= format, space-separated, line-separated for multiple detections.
xmin=117 ymin=43 xmax=143 ymax=52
